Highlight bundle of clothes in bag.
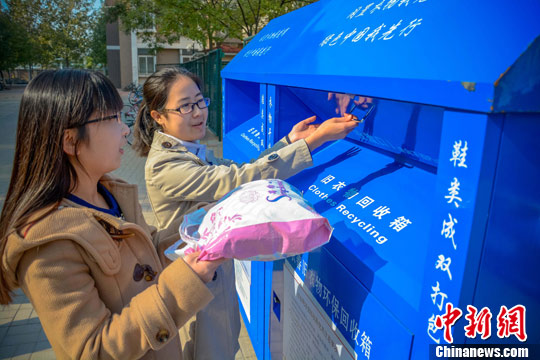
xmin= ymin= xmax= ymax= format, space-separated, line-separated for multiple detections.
xmin=165 ymin=179 xmax=333 ymax=262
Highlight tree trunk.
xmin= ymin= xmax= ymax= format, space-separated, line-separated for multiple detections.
xmin=207 ymin=32 xmax=213 ymax=51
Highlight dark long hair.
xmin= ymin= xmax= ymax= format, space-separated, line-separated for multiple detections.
xmin=132 ymin=67 xmax=202 ymax=156
xmin=0 ymin=69 xmax=123 ymax=304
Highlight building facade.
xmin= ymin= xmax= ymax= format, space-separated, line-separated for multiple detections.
xmin=105 ymin=1 xmax=203 ymax=88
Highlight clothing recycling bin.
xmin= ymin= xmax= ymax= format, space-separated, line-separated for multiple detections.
xmin=221 ymin=0 xmax=540 ymax=359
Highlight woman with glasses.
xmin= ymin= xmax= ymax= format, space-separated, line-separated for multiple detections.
xmin=133 ymin=67 xmax=358 ymax=360
xmin=0 ymin=69 xmax=226 ymax=359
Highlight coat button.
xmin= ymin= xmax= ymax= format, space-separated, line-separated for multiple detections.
xmin=133 ymin=264 xmax=157 ymax=282
xmin=162 ymin=141 xmax=172 ymax=148
xmin=267 ymin=153 xmax=279 ymax=162
xmin=156 ymin=329 xmax=169 ymax=343
xmin=133 ymin=264 xmax=143 ymax=282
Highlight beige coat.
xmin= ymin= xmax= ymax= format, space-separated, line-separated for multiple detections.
xmin=144 ymin=132 xmax=313 ymax=359
xmin=145 ymin=132 xmax=313 ymax=230
xmin=1 ymin=175 xmax=214 ymax=360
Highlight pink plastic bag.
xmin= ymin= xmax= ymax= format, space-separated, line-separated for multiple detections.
xmin=165 ymin=179 xmax=332 ymax=261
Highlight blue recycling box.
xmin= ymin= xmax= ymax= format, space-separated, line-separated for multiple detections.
xmin=221 ymin=0 xmax=540 ymax=359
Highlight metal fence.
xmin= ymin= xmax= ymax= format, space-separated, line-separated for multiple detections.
xmin=177 ymin=49 xmax=226 ymax=139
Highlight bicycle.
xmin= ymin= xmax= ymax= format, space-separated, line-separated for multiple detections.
xmin=122 ymin=103 xmax=138 ymax=145
xmin=0 ymin=78 xmax=12 ymax=90
xmin=128 ymin=84 xmax=143 ymax=106
xmin=122 ymin=85 xmax=143 ymax=145
xmin=123 ymin=82 xmax=138 ymax=92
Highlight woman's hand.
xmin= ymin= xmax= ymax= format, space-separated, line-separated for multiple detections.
xmin=287 ymin=116 xmax=320 ymax=143
xmin=304 ymin=114 xmax=358 ymax=152
xmin=184 ymin=251 xmax=228 ymax=283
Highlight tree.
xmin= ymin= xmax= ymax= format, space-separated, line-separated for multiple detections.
xmin=3 ymin=1 xmax=46 ymax=75
xmin=41 ymin=0 xmax=95 ymax=68
xmin=88 ymin=5 xmax=108 ymax=69
xmin=222 ymin=0 xmax=317 ymax=38
xmin=109 ymin=0 xmax=316 ymax=51
xmin=0 ymin=12 xmax=20 ymax=73
xmin=6 ymin=0 xmax=95 ymax=69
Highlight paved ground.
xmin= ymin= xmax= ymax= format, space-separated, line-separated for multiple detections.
xmin=0 ymin=85 xmax=255 ymax=359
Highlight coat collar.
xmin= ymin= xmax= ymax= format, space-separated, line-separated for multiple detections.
xmin=98 ymin=175 xmax=140 ymax=224
xmin=2 ymin=175 xmax=145 ymax=287
xmin=150 ymin=131 xmax=209 ymax=165
xmin=15 ymin=175 xmax=138 ymax=229
xmin=150 ymin=131 xmax=189 ymax=153
xmin=156 ymin=131 xmax=207 ymax=160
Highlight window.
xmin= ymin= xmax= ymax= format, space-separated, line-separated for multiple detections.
xmin=138 ymin=49 xmax=155 ymax=75
xmin=138 ymin=55 xmax=155 ymax=75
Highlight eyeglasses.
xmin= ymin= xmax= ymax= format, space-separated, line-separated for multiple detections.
xmin=73 ymin=113 xmax=122 ymax=128
xmin=163 ymin=98 xmax=211 ymax=115
xmin=86 ymin=113 xmax=122 ymax=125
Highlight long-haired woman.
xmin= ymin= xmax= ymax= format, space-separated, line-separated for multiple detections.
xmin=0 ymin=69 xmax=224 ymax=359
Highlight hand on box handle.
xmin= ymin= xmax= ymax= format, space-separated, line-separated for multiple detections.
xmin=328 ymin=92 xmax=374 ymax=116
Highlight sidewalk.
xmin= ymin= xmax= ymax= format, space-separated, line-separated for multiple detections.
xmin=0 ymin=86 xmax=255 ymax=359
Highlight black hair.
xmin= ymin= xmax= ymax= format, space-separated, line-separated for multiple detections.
xmin=132 ymin=67 xmax=202 ymax=156
xmin=0 ymin=69 xmax=123 ymax=304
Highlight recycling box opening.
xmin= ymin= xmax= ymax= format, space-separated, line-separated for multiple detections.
xmin=220 ymin=0 xmax=540 ymax=359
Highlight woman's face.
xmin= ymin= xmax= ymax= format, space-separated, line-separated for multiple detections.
xmin=158 ymin=76 xmax=208 ymax=142
xmin=76 ymin=112 xmax=129 ymax=178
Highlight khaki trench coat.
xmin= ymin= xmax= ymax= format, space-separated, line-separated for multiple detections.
xmin=1 ymin=175 xmax=214 ymax=360
xmin=144 ymin=132 xmax=313 ymax=359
